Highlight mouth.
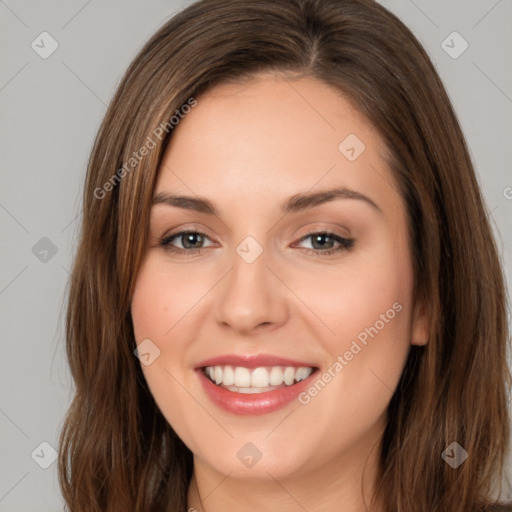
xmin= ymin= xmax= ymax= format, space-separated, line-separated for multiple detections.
xmin=194 ymin=355 xmax=320 ymax=415
xmin=202 ymin=365 xmax=315 ymax=394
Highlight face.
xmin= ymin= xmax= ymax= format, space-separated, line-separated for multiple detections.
xmin=131 ymin=73 xmax=427 ymax=483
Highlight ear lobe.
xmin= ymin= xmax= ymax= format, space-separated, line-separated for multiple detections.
xmin=411 ymin=301 xmax=429 ymax=346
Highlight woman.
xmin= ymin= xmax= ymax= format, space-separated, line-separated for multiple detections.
xmin=58 ymin=0 xmax=511 ymax=510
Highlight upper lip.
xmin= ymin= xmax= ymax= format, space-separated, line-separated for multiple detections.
xmin=194 ymin=354 xmax=318 ymax=370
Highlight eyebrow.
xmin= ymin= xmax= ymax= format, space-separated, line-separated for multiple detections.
xmin=152 ymin=186 xmax=382 ymax=216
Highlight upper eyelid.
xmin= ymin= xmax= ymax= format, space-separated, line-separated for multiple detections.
xmin=161 ymin=229 xmax=213 ymax=245
xmin=294 ymin=231 xmax=353 ymax=248
xmin=161 ymin=229 xmax=351 ymax=247
xmin=159 ymin=221 xmax=351 ymax=238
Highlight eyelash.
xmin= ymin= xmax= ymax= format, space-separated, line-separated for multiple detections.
xmin=158 ymin=230 xmax=354 ymax=257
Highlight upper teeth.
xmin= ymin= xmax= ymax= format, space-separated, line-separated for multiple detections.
xmin=205 ymin=365 xmax=314 ymax=387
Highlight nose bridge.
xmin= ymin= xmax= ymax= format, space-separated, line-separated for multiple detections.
xmin=214 ymin=234 xmax=288 ymax=333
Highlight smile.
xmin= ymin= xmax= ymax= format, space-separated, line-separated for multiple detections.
xmin=195 ymin=355 xmax=319 ymax=415
xmin=203 ymin=365 xmax=314 ymax=393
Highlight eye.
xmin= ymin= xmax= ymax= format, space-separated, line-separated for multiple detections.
xmin=158 ymin=229 xmax=354 ymax=257
xmin=159 ymin=230 xmax=214 ymax=253
xmin=294 ymin=231 xmax=354 ymax=256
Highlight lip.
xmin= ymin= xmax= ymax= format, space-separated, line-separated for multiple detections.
xmin=194 ymin=354 xmax=317 ymax=370
xmin=195 ymin=355 xmax=319 ymax=415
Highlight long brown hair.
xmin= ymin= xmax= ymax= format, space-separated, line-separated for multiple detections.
xmin=58 ymin=0 xmax=511 ymax=510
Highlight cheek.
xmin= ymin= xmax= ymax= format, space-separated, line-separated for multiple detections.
xmin=305 ymin=231 xmax=414 ymax=394
xmin=290 ymin=247 xmax=413 ymax=457
xmin=131 ymin=256 xmax=201 ymax=342
xmin=130 ymin=259 xmax=193 ymax=423
xmin=131 ymin=259 xmax=182 ymax=399
xmin=304 ymin=239 xmax=413 ymax=353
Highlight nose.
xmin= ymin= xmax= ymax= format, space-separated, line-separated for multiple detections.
xmin=214 ymin=245 xmax=289 ymax=335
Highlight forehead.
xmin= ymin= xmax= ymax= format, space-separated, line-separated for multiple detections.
xmin=155 ymin=74 xmax=401 ymax=217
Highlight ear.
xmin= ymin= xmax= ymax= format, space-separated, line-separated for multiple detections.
xmin=411 ymin=300 xmax=429 ymax=346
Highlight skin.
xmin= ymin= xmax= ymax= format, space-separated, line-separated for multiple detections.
xmin=131 ymin=72 xmax=428 ymax=512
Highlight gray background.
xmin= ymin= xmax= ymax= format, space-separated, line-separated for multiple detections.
xmin=1 ymin=0 xmax=511 ymax=510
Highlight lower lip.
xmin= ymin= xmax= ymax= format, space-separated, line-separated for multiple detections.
xmin=197 ymin=368 xmax=317 ymax=415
